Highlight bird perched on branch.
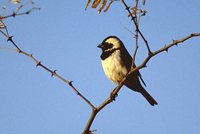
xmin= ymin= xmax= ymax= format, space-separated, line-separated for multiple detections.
xmin=98 ymin=36 xmax=157 ymax=106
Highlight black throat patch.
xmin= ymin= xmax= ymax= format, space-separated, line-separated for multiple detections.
xmin=100 ymin=48 xmax=119 ymax=60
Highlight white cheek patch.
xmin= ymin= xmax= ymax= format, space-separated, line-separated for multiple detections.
xmin=105 ymin=38 xmax=120 ymax=49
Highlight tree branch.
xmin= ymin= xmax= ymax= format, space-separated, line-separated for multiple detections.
xmin=1 ymin=1 xmax=200 ymax=133
xmin=0 ymin=28 xmax=95 ymax=110
xmin=121 ymin=0 xmax=152 ymax=54
xmin=132 ymin=0 xmax=139 ymax=66
xmin=0 ymin=7 xmax=40 ymax=20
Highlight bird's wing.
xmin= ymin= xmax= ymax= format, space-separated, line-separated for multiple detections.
xmin=120 ymin=46 xmax=147 ymax=87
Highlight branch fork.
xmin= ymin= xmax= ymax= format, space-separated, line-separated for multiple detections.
xmin=1 ymin=1 xmax=200 ymax=134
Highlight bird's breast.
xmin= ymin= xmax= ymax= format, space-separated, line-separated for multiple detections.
xmin=101 ymin=50 xmax=128 ymax=83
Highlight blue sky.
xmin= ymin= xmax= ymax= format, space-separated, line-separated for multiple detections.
xmin=0 ymin=0 xmax=200 ymax=134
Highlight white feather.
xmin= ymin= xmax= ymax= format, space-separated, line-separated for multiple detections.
xmin=101 ymin=49 xmax=128 ymax=84
xmin=105 ymin=38 xmax=121 ymax=49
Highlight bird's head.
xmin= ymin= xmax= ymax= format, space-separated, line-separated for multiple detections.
xmin=97 ymin=36 xmax=124 ymax=52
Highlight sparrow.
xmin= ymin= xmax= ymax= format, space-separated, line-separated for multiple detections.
xmin=98 ymin=36 xmax=157 ymax=106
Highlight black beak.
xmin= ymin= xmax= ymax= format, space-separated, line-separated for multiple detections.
xmin=97 ymin=43 xmax=103 ymax=48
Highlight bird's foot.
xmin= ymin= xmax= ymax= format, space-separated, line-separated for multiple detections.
xmin=110 ymin=88 xmax=118 ymax=101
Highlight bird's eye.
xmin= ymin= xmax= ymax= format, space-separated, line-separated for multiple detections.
xmin=103 ymin=42 xmax=113 ymax=50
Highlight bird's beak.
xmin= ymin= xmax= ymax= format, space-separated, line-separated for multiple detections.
xmin=97 ymin=43 xmax=103 ymax=48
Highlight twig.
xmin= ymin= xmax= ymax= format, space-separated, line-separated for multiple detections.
xmin=15 ymin=1 xmax=35 ymax=14
xmin=1 ymin=1 xmax=200 ymax=133
xmin=121 ymin=0 xmax=152 ymax=54
xmin=0 ymin=7 xmax=40 ymax=19
xmin=136 ymin=33 xmax=200 ymax=71
xmin=132 ymin=0 xmax=139 ymax=66
xmin=0 ymin=28 xmax=95 ymax=110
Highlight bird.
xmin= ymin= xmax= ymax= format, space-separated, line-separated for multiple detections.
xmin=97 ymin=35 xmax=157 ymax=106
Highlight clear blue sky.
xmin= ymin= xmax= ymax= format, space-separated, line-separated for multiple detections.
xmin=1 ymin=0 xmax=200 ymax=134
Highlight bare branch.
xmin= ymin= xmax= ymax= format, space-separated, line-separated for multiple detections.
xmin=0 ymin=28 xmax=95 ymax=110
xmin=1 ymin=7 xmax=40 ymax=19
xmin=121 ymin=0 xmax=152 ymax=54
xmin=2 ymin=1 xmax=200 ymax=133
xmin=129 ymin=33 xmax=200 ymax=79
xmin=132 ymin=0 xmax=139 ymax=66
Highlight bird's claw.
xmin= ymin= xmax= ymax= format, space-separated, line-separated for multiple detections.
xmin=110 ymin=91 xmax=118 ymax=101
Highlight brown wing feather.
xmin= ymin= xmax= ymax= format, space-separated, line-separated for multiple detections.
xmin=120 ymin=44 xmax=157 ymax=106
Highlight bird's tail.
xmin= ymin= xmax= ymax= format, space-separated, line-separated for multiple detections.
xmin=125 ymin=73 xmax=158 ymax=106
xmin=140 ymin=88 xmax=158 ymax=106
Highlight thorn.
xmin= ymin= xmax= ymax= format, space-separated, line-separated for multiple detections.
xmin=26 ymin=11 xmax=30 ymax=14
xmin=110 ymin=93 xmax=117 ymax=101
xmin=12 ymin=12 xmax=16 ymax=17
xmin=69 ymin=81 xmax=73 ymax=86
xmin=90 ymin=129 xmax=97 ymax=133
xmin=164 ymin=45 xmax=168 ymax=52
xmin=7 ymin=36 xmax=13 ymax=42
xmin=172 ymin=39 xmax=177 ymax=43
xmin=125 ymin=6 xmax=130 ymax=11
xmin=110 ymin=88 xmax=118 ymax=101
xmin=131 ymin=17 xmax=134 ymax=21
xmin=16 ymin=48 xmax=22 ymax=53
xmin=36 ymin=61 xmax=41 ymax=67
xmin=190 ymin=33 xmax=194 ymax=36
xmin=172 ymin=39 xmax=178 ymax=46
xmin=51 ymin=70 xmax=57 ymax=77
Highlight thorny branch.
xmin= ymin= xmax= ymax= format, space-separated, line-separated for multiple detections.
xmin=132 ymin=0 xmax=139 ymax=66
xmin=0 ymin=0 xmax=40 ymax=20
xmin=84 ymin=0 xmax=151 ymax=53
xmin=1 ymin=0 xmax=200 ymax=134
xmin=121 ymin=0 xmax=152 ymax=54
xmin=0 ymin=2 xmax=95 ymax=109
xmin=3 ymin=30 xmax=198 ymax=134
xmin=0 ymin=28 xmax=95 ymax=109
xmin=0 ymin=7 xmax=40 ymax=19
